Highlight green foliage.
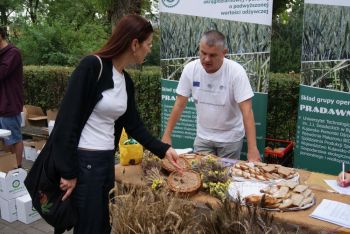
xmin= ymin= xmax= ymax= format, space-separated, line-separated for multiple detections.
xmin=0 ymin=0 xmax=24 ymax=25
xmin=24 ymin=65 xmax=73 ymax=110
xmin=144 ymin=29 xmax=160 ymax=66
xmin=128 ymin=68 xmax=162 ymax=136
xmin=267 ymin=73 xmax=300 ymax=140
xmin=24 ymin=66 xmax=300 ymax=140
xmin=8 ymin=0 xmax=109 ymax=66
xmin=45 ymin=0 xmax=104 ymax=24
xmin=272 ymin=0 xmax=292 ymax=19
xmin=13 ymin=20 xmax=108 ymax=66
xmin=270 ymin=0 xmax=304 ymax=73
xmin=7 ymin=0 xmax=160 ymax=66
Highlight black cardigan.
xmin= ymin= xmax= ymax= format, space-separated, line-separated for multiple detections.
xmin=42 ymin=55 xmax=170 ymax=179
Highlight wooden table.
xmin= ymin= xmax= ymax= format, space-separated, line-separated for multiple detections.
xmin=115 ymin=164 xmax=350 ymax=233
xmin=272 ymin=170 xmax=350 ymax=233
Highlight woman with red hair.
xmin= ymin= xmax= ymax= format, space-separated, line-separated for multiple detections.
xmin=34 ymin=14 xmax=181 ymax=234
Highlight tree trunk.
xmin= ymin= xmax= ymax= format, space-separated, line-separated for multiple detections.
xmin=107 ymin=0 xmax=142 ymax=27
xmin=27 ymin=0 xmax=40 ymax=23
xmin=0 ymin=6 xmax=8 ymax=26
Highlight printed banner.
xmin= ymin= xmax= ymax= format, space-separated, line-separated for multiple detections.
xmin=160 ymin=2 xmax=272 ymax=156
xmin=161 ymin=79 xmax=196 ymax=148
xmin=160 ymin=0 xmax=273 ymax=26
xmin=305 ymin=0 xmax=350 ymax=7
xmin=295 ymin=85 xmax=350 ymax=174
xmin=295 ymin=1 xmax=350 ymax=174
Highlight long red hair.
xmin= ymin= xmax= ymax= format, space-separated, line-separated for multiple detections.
xmin=95 ymin=14 xmax=153 ymax=59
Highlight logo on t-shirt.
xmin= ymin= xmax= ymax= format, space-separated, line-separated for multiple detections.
xmin=193 ymin=81 xmax=200 ymax=87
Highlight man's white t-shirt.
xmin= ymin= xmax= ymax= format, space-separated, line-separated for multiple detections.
xmin=176 ymin=58 xmax=253 ymax=143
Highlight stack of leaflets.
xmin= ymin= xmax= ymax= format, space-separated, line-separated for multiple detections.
xmin=310 ymin=199 xmax=350 ymax=228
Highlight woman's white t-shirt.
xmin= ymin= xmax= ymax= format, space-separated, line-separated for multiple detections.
xmin=78 ymin=67 xmax=127 ymax=150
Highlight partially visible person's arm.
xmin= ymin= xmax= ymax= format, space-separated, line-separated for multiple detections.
xmin=0 ymin=48 xmax=21 ymax=80
xmin=337 ymin=172 xmax=350 ymax=187
xmin=162 ymin=95 xmax=189 ymax=145
xmin=239 ymin=98 xmax=261 ymax=162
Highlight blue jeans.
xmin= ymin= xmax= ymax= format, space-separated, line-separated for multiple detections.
xmin=0 ymin=114 xmax=22 ymax=145
xmin=72 ymin=149 xmax=115 ymax=234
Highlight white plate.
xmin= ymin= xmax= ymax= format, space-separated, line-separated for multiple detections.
xmin=232 ymin=173 xmax=300 ymax=184
xmin=228 ymin=181 xmax=315 ymax=211
xmin=228 ymin=181 xmax=269 ymax=200
xmin=261 ymin=197 xmax=316 ymax=211
xmin=176 ymin=148 xmax=193 ymax=155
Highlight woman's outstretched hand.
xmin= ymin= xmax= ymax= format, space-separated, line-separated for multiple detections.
xmin=165 ymin=147 xmax=183 ymax=172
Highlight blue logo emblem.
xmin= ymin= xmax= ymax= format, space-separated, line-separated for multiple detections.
xmin=162 ymin=0 xmax=180 ymax=8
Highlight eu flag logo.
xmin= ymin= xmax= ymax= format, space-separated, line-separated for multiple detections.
xmin=193 ymin=81 xmax=200 ymax=87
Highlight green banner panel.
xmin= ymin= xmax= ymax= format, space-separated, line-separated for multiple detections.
xmin=161 ymin=79 xmax=196 ymax=148
xmin=241 ymin=92 xmax=267 ymax=160
xmin=298 ymin=1 xmax=350 ymax=174
xmin=294 ymin=85 xmax=350 ymax=175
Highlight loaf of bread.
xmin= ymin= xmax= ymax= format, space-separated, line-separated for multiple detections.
xmin=231 ymin=162 xmax=298 ymax=182
xmin=244 ymin=183 xmax=315 ymax=210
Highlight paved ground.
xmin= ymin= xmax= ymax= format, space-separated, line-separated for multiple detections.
xmin=0 ymin=158 xmax=73 ymax=234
